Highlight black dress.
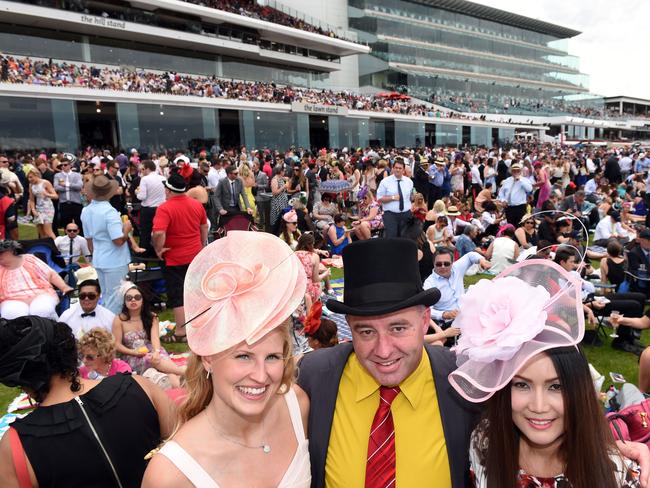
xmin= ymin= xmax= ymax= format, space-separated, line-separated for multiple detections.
xmin=12 ymin=374 xmax=161 ymax=488
xmin=606 ymin=257 xmax=626 ymax=290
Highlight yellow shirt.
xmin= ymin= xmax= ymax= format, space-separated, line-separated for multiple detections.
xmin=325 ymin=350 xmax=451 ymax=487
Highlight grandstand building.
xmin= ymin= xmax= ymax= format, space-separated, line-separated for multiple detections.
xmin=0 ymin=0 xmax=643 ymax=152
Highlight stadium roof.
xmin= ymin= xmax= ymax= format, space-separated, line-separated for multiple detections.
xmin=405 ymin=0 xmax=582 ymax=39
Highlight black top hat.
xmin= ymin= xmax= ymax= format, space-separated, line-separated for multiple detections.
xmin=327 ymin=239 xmax=440 ymax=316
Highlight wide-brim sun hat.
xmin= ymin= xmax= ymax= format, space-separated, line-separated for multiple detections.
xmin=184 ymin=231 xmax=307 ymax=356
xmin=89 ymin=175 xmax=118 ymax=201
xmin=448 ymin=260 xmax=584 ymax=403
xmin=446 ymin=206 xmax=461 ymax=216
xmin=326 ymin=239 xmax=440 ymax=316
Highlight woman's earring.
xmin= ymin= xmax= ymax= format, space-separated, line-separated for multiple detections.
xmin=206 ymin=369 xmax=211 ymax=380
xmin=277 ymin=384 xmax=288 ymax=394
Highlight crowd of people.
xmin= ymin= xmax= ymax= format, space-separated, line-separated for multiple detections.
xmin=185 ymin=0 xmax=350 ymax=41
xmin=0 ymin=54 xmax=539 ymax=125
xmin=1 ymin=138 xmax=650 ymax=486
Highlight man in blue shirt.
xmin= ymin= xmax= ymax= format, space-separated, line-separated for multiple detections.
xmin=498 ymin=162 xmax=532 ymax=226
xmin=427 ymin=158 xmax=446 ymax=209
xmin=423 ymin=247 xmax=490 ymax=323
xmin=377 ymin=159 xmax=413 ymax=238
xmin=81 ymin=176 xmax=132 ymax=314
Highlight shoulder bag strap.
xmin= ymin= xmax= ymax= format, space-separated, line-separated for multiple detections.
xmin=8 ymin=427 xmax=32 ymax=488
xmin=74 ymin=397 xmax=124 ymax=488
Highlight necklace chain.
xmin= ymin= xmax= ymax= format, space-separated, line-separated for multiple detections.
xmin=205 ymin=410 xmax=271 ymax=454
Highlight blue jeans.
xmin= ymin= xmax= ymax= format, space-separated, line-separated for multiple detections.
xmin=97 ymin=265 xmax=129 ymax=314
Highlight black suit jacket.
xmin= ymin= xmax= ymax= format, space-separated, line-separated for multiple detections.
xmin=214 ymin=177 xmax=250 ymax=212
xmin=628 ymin=244 xmax=650 ymax=294
xmin=297 ymin=343 xmax=480 ymax=488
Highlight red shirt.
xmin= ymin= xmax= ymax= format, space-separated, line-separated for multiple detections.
xmin=152 ymin=195 xmax=207 ymax=266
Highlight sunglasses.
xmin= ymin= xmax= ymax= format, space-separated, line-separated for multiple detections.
xmin=525 ymin=221 xmax=535 ymax=225
xmin=125 ymin=294 xmax=142 ymax=302
xmin=66 ymin=228 xmax=79 ymax=233
xmin=79 ymin=292 xmax=98 ymax=300
xmin=434 ymin=261 xmax=452 ymax=268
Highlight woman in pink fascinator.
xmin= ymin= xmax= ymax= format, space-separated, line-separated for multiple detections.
xmin=143 ymin=231 xmax=311 ymax=488
xmin=448 ymin=260 xmax=642 ymax=488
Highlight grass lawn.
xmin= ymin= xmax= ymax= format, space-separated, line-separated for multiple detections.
xmin=0 ymin=228 xmax=644 ymax=412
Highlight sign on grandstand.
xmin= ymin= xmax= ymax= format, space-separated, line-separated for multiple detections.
xmin=80 ymin=14 xmax=127 ymax=30
xmin=291 ymin=102 xmax=348 ymax=116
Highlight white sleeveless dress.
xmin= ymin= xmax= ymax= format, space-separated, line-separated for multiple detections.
xmin=158 ymin=389 xmax=311 ymax=487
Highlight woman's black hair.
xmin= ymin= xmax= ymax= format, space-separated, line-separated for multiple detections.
xmin=120 ymin=285 xmax=155 ymax=341
xmin=0 ymin=317 xmax=81 ymax=403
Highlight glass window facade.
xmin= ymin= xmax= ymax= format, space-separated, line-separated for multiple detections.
xmin=350 ymin=0 xmax=590 ymax=115
xmin=0 ymin=96 xmax=538 ymax=153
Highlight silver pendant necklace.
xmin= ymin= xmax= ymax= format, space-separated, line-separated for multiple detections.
xmin=206 ymin=410 xmax=271 ymax=454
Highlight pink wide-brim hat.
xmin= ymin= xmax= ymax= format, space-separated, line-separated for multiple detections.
xmin=448 ymin=259 xmax=585 ymax=403
xmin=184 ymin=231 xmax=307 ymax=356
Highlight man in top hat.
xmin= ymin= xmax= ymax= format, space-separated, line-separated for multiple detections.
xmin=297 ymin=238 xmax=479 ymax=488
xmin=497 ymin=161 xmax=532 ymax=226
xmin=80 ymin=175 xmax=132 ymax=314
xmin=152 ymin=173 xmax=208 ymax=342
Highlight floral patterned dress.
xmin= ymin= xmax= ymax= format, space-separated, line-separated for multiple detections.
xmin=120 ymin=329 xmax=170 ymax=375
xmin=358 ymin=200 xmax=383 ymax=230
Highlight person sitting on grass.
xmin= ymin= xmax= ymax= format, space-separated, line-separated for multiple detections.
xmin=78 ymin=326 xmax=132 ymax=379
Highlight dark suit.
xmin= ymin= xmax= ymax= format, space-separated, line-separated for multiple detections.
xmin=214 ymin=177 xmax=251 ymax=214
xmin=628 ymin=244 xmax=650 ymax=297
xmin=297 ymin=342 xmax=479 ymax=488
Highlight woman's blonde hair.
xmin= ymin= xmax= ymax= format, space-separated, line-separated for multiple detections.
xmin=78 ymin=327 xmax=116 ymax=363
xmin=176 ymin=319 xmax=296 ymax=427
xmin=432 ymin=199 xmax=446 ymax=214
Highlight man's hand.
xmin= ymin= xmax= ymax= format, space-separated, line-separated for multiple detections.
xmin=156 ymin=247 xmax=170 ymax=260
xmin=585 ymin=308 xmax=596 ymax=326
xmin=219 ymin=209 xmax=227 ymax=215
xmin=617 ymin=440 xmax=650 ymax=487
xmin=442 ymin=310 xmax=459 ymax=321
xmin=479 ymin=258 xmax=491 ymax=270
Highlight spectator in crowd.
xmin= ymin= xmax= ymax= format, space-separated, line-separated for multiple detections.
xmin=81 ymin=175 xmax=132 ymax=314
xmin=351 ymin=187 xmax=383 ymax=240
xmin=214 ymin=164 xmax=253 ymax=219
xmin=303 ymin=300 xmax=338 ymax=350
xmin=153 ymin=173 xmax=208 ymax=342
xmin=327 ymin=214 xmax=351 ymax=256
xmin=485 ymin=225 xmax=519 ymax=274
xmin=514 ymin=214 xmax=538 ymax=249
xmin=142 ymin=232 xmax=310 ymax=488
xmin=106 ymin=159 xmax=126 ymax=214
xmin=136 ymin=159 xmax=166 ymax=256
xmin=279 ymin=209 xmax=301 ymax=250
xmin=295 ymin=233 xmax=331 ymax=310
xmin=53 ymin=156 xmax=84 ymax=234
xmin=423 ymin=246 xmax=490 ymax=323
xmin=0 ymin=184 xmax=18 ymax=240
xmin=600 ymin=239 xmax=627 ymax=292
xmin=0 ymin=316 xmax=174 ymax=487
xmin=54 ymin=222 xmax=91 ymax=265
xmin=27 ymin=168 xmax=58 ymax=240
xmin=78 ymin=326 xmax=132 ymax=379
xmin=112 ymin=282 xmax=186 ymax=385
xmin=455 ymin=224 xmax=479 ymax=257
xmin=58 ymin=279 xmax=115 ymax=339
xmin=0 ymin=240 xmax=73 ymax=319
xmin=498 ymin=162 xmax=533 ymax=226
xmin=627 ymin=228 xmax=650 ymax=298
xmin=426 ymin=215 xmax=453 ymax=247
xmin=377 ymin=158 xmax=413 ymax=238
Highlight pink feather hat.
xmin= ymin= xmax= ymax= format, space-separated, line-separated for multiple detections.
xmin=184 ymin=231 xmax=307 ymax=356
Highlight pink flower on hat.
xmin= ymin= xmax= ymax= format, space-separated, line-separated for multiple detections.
xmin=455 ymin=276 xmax=550 ymax=363
xmin=201 ymin=262 xmax=269 ymax=307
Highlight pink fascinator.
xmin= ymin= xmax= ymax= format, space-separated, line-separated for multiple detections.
xmin=448 ymin=260 xmax=584 ymax=403
xmin=184 ymin=231 xmax=307 ymax=356
xmin=283 ymin=210 xmax=298 ymax=223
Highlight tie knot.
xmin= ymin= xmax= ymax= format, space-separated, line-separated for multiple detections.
xmin=379 ymin=386 xmax=400 ymax=404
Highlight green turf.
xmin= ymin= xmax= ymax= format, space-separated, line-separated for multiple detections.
xmin=0 ymin=228 xmax=643 ymax=412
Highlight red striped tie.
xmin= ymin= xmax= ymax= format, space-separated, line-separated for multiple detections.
xmin=365 ymin=386 xmax=401 ymax=488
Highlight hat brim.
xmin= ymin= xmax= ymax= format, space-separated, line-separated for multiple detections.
xmin=164 ymin=181 xmax=186 ymax=193
xmin=91 ymin=180 xmax=118 ymax=201
xmin=326 ymin=288 xmax=441 ymax=317
xmin=446 ymin=211 xmax=461 ymax=216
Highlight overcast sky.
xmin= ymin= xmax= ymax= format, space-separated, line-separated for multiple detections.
xmin=469 ymin=0 xmax=646 ymax=99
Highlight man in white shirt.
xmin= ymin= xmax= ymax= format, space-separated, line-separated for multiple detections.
xmin=136 ymin=159 xmax=166 ymax=256
xmin=207 ymin=158 xmax=227 ymax=190
xmin=54 ymin=223 xmax=91 ymax=265
xmin=377 ymin=158 xmax=413 ymax=238
xmin=498 ymin=162 xmax=533 ymax=226
xmin=423 ymin=247 xmax=490 ymax=323
xmin=59 ymin=280 xmax=115 ymax=339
